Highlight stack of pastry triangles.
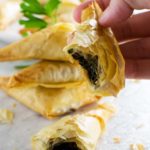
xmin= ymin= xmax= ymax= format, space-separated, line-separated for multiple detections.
xmin=0 ymin=2 xmax=124 ymax=119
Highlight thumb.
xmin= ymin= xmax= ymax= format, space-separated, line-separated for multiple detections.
xmin=124 ymin=0 xmax=150 ymax=9
xmin=99 ymin=0 xmax=133 ymax=27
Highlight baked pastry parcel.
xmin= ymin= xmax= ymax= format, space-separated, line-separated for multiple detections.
xmin=0 ymin=23 xmax=75 ymax=61
xmin=32 ymin=103 xmax=116 ymax=150
xmin=0 ymin=79 xmax=100 ymax=118
xmin=0 ymin=2 xmax=125 ymax=96
xmin=64 ymin=2 xmax=125 ymax=96
xmin=0 ymin=61 xmax=85 ymax=88
xmin=0 ymin=60 xmax=100 ymax=118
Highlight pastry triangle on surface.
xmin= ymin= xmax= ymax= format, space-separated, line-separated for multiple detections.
xmin=32 ymin=103 xmax=116 ymax=150
xmin=0 ymin=79 xmax=100 ymax=118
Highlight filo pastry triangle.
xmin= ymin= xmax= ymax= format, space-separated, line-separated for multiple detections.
xmin=0 ymin=61 xmax=101 ymax=118
xmin=32 ymin=103 xmax=116 ymax=150
xmin=64 ymin=2 xmax=125 ymax=96
xmin=0 ymin=23 xmax=75 ymax=61
xmin=0 ymin=61 xmax=86 ymax=88
xmin=0 ymin=2 xmax=125 ymax=96
xmin=0 ymin=78 xmax=100 ymax=118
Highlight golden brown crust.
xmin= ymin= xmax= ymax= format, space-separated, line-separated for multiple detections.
xmin=64 ymin=1 xmax=125 ymax=96
xmin=0 ymin=23 xmax=75 ymax=61
xmin=32 ymin=103 xmax=115 ymax=150
xmin=2 ymin=61 xmax=85 ymax=88
xmin=1 ymin=81 xmax=100 ymax=119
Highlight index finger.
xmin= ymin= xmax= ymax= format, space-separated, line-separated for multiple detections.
xmin=74 ymin=0 xmax=110 ymax=22
xmin=74 ymin=0 xmax=133 ymax=27
xmin=74 ymin=0 xmax=92 ymax=22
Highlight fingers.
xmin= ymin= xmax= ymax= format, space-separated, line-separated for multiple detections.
xmin=99 ymin=0 xmax=133 ymax=26
xmin=99 ymin=0 xmax=150 ymax=26
xmin=124 ymin=0 xmax=150 ymax=9
xmin=112 ymin=12 xmax=150 ymax=42
xmin=125 ymin=59 xmax=150 ymax=79
xmin=97 ymin=0 xmax=110 ymax=9
xmin=120 ymin=38 xmax=150 ymax=59
xmin=74 ymin=0 xmax=133 ymax=26
xmin=74 ymin=0 xmax=110 ymax=22
xmin=74 ymin=0 xmax=92 ymax=22
xmin=74 ymin=1 xmax=150 ymax=79
xmin=121 ymin=37 xmax=150 ymax=79
xmin=75 ymin=0 xmax=150 ymax=27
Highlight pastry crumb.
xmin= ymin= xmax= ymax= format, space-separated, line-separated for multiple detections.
xmin=130 ymin=144 xmax=145 ymax=150
xmin=113 ymin=137 xmax=121 ymax=144
xmin=131 ymin=80 xmax=140 ymax=84
xmin=136 ymin=124 xmax=144 ymax=129
xmin=0 ymin=109 xmax=14 ymax=124
xmin=12 ymin=103 xmax=17 ymax=108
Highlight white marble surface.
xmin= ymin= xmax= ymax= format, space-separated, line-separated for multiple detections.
xmin=0 ymin=16 xmax=150 ymax=150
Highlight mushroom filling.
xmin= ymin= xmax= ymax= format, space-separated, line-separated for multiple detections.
xmin=68 ymin=49 xmax=100 ymax=87
xmin=52 ymin=142 xmax=80 ymax=150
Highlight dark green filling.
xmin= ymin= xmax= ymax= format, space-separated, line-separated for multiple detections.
xmin=68 ymin=49 xmax=100 ymax=86
xmin=52 ymin=142 xmax=80 ymax=150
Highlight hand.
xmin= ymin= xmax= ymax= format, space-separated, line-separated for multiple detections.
xmin=74 ymin=0 xmax=150 ymax=79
